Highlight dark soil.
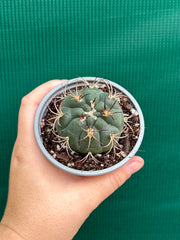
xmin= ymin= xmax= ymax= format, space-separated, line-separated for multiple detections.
xmin=40 ymin=83 xmax=140 ymax=171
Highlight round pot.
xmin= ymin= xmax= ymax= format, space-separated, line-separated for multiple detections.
xmin=34 ymin=77 xmax=145 ymax=176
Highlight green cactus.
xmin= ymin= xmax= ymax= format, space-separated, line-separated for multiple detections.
xmin=55 ymin=86 xmax=124 ymax=154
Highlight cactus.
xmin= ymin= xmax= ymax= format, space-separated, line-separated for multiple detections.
xmin=54 ymin=84 xmax=124 ymax=154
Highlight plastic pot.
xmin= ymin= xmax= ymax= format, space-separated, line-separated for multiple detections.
xmin=34 ymin=77 xmax=145 ymax=176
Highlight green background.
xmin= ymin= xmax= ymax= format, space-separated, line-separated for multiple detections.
xmin=0 ymin=1 xmax=180 ymax=239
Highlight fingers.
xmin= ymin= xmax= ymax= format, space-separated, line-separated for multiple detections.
xmin=17 ymin=79 xmax=67 ymax=140
xmin=86 ymin=156 xmax=144 ymax=208
xmin=22 ymin=80 xmax=67 ymax=106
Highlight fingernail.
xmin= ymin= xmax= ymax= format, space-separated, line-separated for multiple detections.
xmin=127 ymin=160 xmax=144 ymax=174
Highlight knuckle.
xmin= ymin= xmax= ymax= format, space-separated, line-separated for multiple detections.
xmin=109 ymin=166 xmax=132 ymax=190
xmin=21 ymin=95 xmax=35 ymax=108
xmin=13 ymin=141 xmax=23 ymax=159
xmin=11 ymin=141 xmax=24 ymax=168
xmin=21 ymin=95 xmax=29 ymax=106
xmin=123 ymin=164 xmax=132 ymax=179
xmin=109 ymin=173 xmax=123 ymax=189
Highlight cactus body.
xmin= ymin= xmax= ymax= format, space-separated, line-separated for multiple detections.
xmin=55 ymin=87 xmax=124 ymax=154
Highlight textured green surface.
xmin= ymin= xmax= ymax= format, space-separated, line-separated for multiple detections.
xmin=56 ymin=87 xmax=124 ymax=153
xmin=0 ymin=0 xmax=180 ymax=239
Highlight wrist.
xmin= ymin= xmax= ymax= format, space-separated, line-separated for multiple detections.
xmin=0 ymin=222 xmax=23 ymax=240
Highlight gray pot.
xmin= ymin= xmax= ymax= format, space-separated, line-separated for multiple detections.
xmin=34 ymin=77 xmax=145 ymax=176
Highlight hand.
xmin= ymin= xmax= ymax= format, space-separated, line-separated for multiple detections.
xmin=0 ymin=80 xmax=144 ymax=240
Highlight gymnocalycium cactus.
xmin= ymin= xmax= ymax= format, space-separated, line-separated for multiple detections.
xmin=53 ymin=82 xmax=124 ymax=155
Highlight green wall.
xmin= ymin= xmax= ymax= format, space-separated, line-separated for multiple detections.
xmin=1 ymin=1 xmax=180 ymax=239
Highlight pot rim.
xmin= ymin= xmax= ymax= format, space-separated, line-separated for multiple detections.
xmin=34 ymin=77 xmax=145 ymax=176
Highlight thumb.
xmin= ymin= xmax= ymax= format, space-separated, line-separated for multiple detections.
xmin=105 ymin=156 xmax=144 ymax=193
xmin=86 ymin=156 xmax=144 ymax=209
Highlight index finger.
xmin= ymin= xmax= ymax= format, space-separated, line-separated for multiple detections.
xmin=17 ymin=79 xmax=67 ymax=140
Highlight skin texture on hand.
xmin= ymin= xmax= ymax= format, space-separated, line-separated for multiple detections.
xmin=0 ymin=80 xmax=144 ymax=240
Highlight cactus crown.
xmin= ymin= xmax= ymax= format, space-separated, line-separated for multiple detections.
xmin=54 ymin=81 xmax=124 ymax=154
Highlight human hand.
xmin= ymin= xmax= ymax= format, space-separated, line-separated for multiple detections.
xmin=0 ymin=80 xmax=144 ymax=240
